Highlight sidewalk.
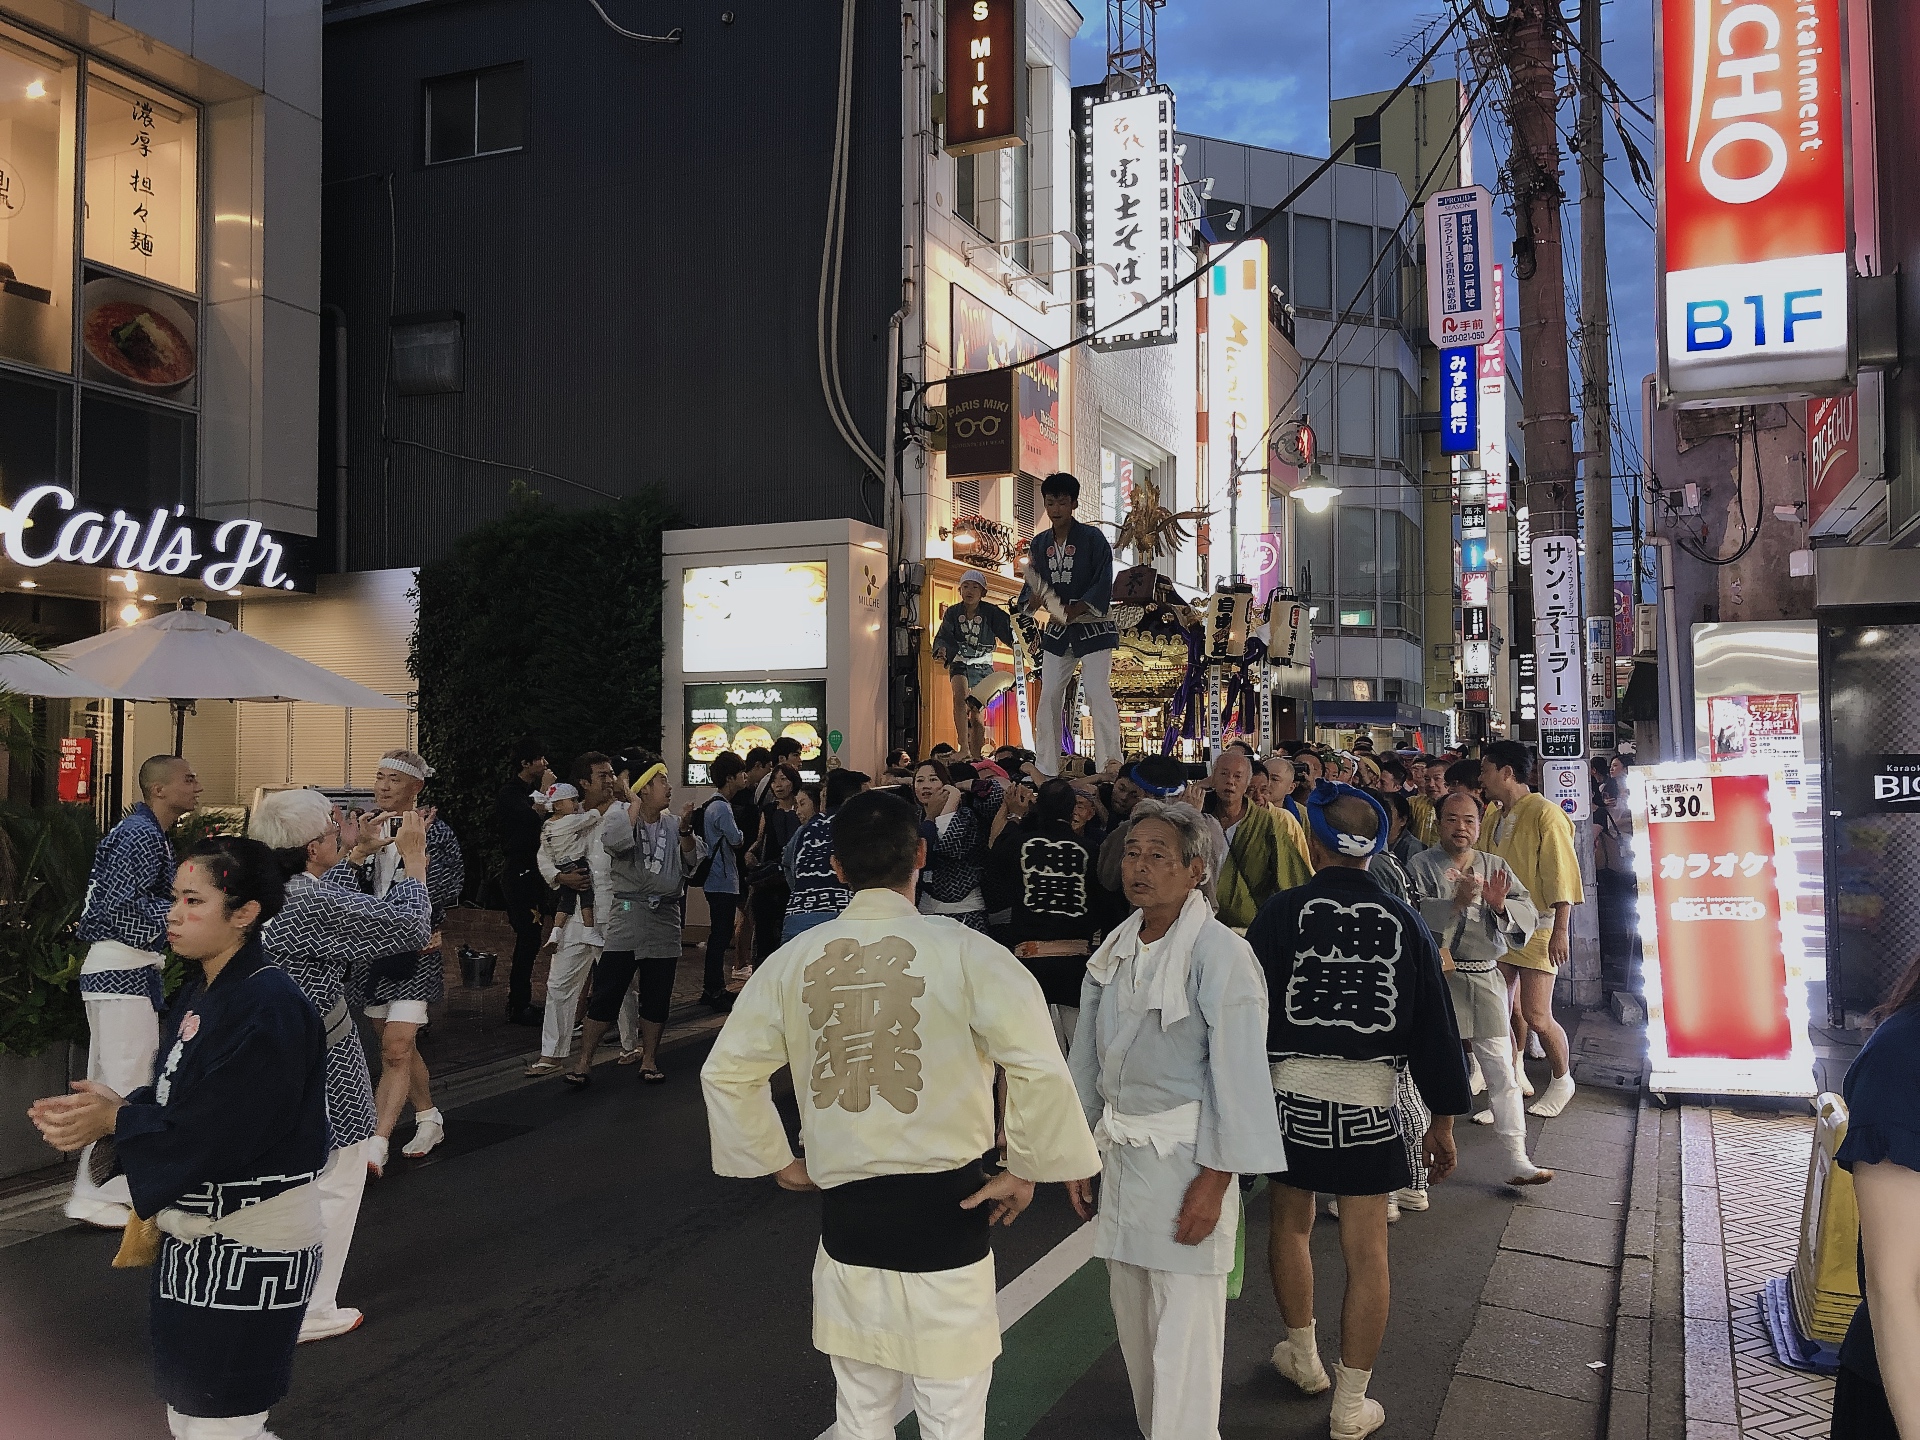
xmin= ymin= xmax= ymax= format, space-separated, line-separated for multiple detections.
xmin=1679 ymin=1106 xmax=1834 ymax=1440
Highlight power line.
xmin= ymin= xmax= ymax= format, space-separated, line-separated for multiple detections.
xmin=936 ymin=3 xmax=1475 ymax=390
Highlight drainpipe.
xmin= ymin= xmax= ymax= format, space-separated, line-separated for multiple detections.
xmin=1647 ymin=536 xmax=1686 ymax=760
xmin=323 ymin=304 xmax=350 ymax=575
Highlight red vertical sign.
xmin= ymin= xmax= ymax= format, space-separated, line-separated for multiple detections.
xmin=57 ymin=736 xmax=93 ymax=803
xmin=1641 ymin=770 xmax=1790 ymax=1059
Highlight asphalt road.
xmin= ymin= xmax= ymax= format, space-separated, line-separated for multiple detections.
xmin=0 ymin=1032 xmax=1546 ymax=1440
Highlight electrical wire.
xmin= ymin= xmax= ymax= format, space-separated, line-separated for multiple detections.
xmin=818 ymin=0 xmax=886 ymax=478
xmin=931 ymin=3 xmax=1476 ymax=391
xmin=585 ymin=0 xmax=682 ymax=43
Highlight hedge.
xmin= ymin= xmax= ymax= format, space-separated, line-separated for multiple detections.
xmin=409 ymin=486 xmax=677 ymax=897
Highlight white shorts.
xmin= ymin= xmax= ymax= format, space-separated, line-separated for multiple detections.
xmin=363 ymin=999 xmax=429 ymax=1025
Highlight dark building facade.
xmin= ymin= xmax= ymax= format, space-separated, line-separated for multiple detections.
xmin=321 ymin=0 xmax=902 ymax=569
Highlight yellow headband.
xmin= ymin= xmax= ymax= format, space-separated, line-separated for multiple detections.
xmin=632 ymin=762 xmax=666 ymax=791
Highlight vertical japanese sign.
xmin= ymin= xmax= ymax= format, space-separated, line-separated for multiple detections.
xmin=944 ymin=0 xmax=1026 ymax=155
xmin=1441 ymin=345 xmax=1478 ymax=454
xmin=1480 ymin=264 xmax=1509 ymax=510
xmin=1586 ymin=614 xmax=1616 ymax=754
xmin=1532 ymin=533 xmax=1585 ymax=757
xmin=1422 ymin=185 xmax=1496 ymax=346
xmin=1656 ymin=0 xmax=1850 ymax=401
xmin=56 ymin=736 xmax=92 ymax=803
xmin=1205 ymin=240 xmax=1269 ymax=519
xmin=1629 ymin=764 xmax=1813 ymax=1096
xmin=1081 ymin=87 xmax=1179 ymax=349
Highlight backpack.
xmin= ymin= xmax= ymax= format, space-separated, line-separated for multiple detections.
xmin=685 ymin=796 xmax=731 ymax=889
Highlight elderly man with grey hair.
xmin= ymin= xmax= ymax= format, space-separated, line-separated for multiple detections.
xmin=252 ymin=786 xmax=434 ymax=1341
xmin=1067 ymin=800 xmax=1288 ymax=1440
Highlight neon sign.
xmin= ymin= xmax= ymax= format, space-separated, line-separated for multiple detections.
xmin=0 ymin=485 xmax=313 ymax=592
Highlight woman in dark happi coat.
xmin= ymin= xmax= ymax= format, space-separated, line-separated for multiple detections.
xmin=31 ymin=836 xmax=328 ymax=1440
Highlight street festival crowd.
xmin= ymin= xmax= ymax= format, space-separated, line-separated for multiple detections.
xmin=24 ymin=472 xmax=1920 ymax=1440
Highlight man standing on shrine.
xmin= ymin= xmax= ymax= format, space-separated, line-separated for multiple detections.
xmin=1020 ymin=472 xmax=1121 ymax=776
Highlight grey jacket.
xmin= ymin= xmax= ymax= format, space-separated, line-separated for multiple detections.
xmin=601 ymin=804 xmax=707 ymax=958
xmin=1406 ymin=847 xmax=1538 ymax=971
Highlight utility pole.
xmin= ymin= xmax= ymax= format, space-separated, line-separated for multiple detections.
xmin=1577 ymin=0 xmax=1615 ymax=754
xmin=1499 ymin=0 xmax=1602 ymax=1008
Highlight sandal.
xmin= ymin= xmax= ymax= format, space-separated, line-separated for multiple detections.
xmin=639 ymin=1067 xmax=668 ymax=1084
xmin=617 ymin=1050 xmax=643 ymax=1066
xmin=561 ymin=1071 xmax=591 ymax=1089
xmin=524 ymin=1059 xmax=566 ymax=1076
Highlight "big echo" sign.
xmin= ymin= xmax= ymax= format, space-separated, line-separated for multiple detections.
xmin=1657 ymin=0 xmax=1851 ymax=404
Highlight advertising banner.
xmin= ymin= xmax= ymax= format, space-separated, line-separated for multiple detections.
xmin=1806 ymin=391 xmax=1858 ymax=529
xmin=683 ymin=681 xmax=827 ymax=787
xmin=1081 ymin=86 xmax=1179 ymax=349
xmin=1628 ymin=764 xmax=1813 ymax=1096
xmin=1532 ymin=533 xmax=1584 ymax=757
xmin=1708 ymin=692 xmax=1805 ymax=786
xmin=1206 ymin=241 xmax=1270 ymax=526
xmin=56 ymin=735 xmax=92 ymax=804
xmin=943 ymin=369 xmax=1019 ymax=479
xmin=1480 ymin=265 xmax=1509 ymax=510
xmin=944 ymin=0 xmax=1026 ymax=155
xmin=1441 ymin=345 xmax=1477 ymax=455
xmin=1422 ymin=185 xmax=1495 ymax=347
xmin=1586 ymin=614 xmax=1616 ymax=755
xmin=1657 ymin=0 xmax=1850 ymax=401
xmin=952 ymin=287 xmax=1060 ymax=478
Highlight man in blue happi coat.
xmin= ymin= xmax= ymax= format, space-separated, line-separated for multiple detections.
xmin=1019 ymin=472 xmax=1122 ymax=776
xmin=67 ymin=754 xmax=202 ymax=1227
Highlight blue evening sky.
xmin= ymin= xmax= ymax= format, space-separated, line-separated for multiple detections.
xmin=1069 ymin=1 xmax=1658 ymax=568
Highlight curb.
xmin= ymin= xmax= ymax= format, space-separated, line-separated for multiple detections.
xmin=1678 ymin=1106 xmax=1739 ymax=1440
xmin=1605 ymin=1092 xmax=1663 ymax=1440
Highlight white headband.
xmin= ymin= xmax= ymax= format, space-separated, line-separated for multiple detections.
xmin=378 ymin=757 xmax=431 ymax=782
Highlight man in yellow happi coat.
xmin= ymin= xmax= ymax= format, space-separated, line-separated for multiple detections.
xmin=1207 ymin=749 xmax=1311 ymax=931
xmin=702 ymin=790 xmax=1099 ymax=1440
xmin=1479 ymin=740 xmax=1584 ymax=1119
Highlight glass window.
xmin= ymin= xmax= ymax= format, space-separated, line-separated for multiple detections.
xmin=1377 ymin=373 xmax=1402 ymax=471
xmin=1338 ymin=677 xmax=1375 ymax=702
xmin=1352 ymin=114 xmax=1382 ymax=169
xmin=1337 ymin=503 xmax=1376 ymax=593
xmin=1303 ymin=362 xmax=1333 ymax=453
xmin=1335 ymin=221 xmax=1373 ymax=318
xmin=0 ymin=366 xmax=71 ymax=491
xmin=1295 ymin=504 xmax=1332 ymax=599
xmin=425 ymin=64 xmax=525 ymax=165
xmin=1336 ymin=366 xmax=1375 ymax=458
xmin=1378 ymin=233 xmax=1403 ymax=323
xmin=1291 ymin=215 xmax=1330 ymax=311
xmin=1100 ymin=447 xmax=1147 ymax=530
xmin=84 ymin=65 xmax=197 ymax=293
xmin=79 ymin=390 xmax=193 ymax=515
xmin=0 ymin=27 xmax=77 ymax=373
xmin=1379 ymin=508 xmax=1401 ymax=600
xmin=1271 ymin=214 xmax=1289 ymax=307
xmin=1337 ymin=606 xmax=1376 ymax=631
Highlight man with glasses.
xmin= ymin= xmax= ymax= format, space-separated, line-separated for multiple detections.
xmin=1019 ymin=472 xmax=1121 ymax=777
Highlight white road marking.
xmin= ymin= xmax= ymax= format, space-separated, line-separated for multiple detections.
xmin=810 ymin=1221 xmax=1096 ymax=1440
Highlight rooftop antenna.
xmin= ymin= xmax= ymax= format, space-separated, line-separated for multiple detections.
xmin=1106 ymin=0 xmax=1165 ymax=92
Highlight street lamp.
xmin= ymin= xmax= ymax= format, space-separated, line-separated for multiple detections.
xmin=1291 ymin=459 xmax=1341 ymax=515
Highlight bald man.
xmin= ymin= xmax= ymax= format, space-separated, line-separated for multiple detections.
xmin=66 ymin=754 xmax=202 ymax=1227
xmin=1205 ymin=750 xmax=1311 ymax=932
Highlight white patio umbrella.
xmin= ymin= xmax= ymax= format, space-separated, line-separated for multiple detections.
xmin=48 ymin=600 xmax=406 ymax=753
xmin=0 ymin=633 xmax=143 ymax=700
